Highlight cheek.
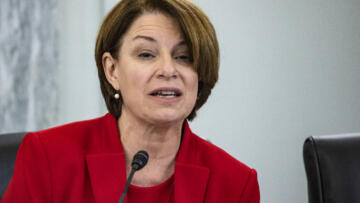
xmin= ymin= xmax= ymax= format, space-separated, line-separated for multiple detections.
xmin=132 ymin=71 xmax=147 ymax=85
xmin=186 ymin=72 xmax=199 ymax=100
xmin=118 ymin=68 xmax=149 ymax=97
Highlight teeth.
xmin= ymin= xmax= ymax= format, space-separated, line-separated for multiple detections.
xmin=153 ymin=90 xmax=178 ymax=97
xmin=159 ymin=91 xmax=175 ymax=95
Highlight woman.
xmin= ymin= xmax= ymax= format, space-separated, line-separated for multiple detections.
xmin=2 ymin=0 xmax=260 ymax=202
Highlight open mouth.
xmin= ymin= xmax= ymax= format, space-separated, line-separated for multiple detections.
xmin=150 ymin=89 xmax=182 ymax=98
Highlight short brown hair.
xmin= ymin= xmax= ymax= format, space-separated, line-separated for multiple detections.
xmin=95 ymin=0 xmax=219 ymax=121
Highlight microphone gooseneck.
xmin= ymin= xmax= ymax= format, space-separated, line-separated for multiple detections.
xmin=119 ymin=150 xmax=149 ymax=203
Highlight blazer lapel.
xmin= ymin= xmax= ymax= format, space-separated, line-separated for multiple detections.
xmin=86 ymin=153 xmax=128 ymax=203
xmin=173 ymin=122 xmax=210 ymax=203
xmin=174 ymin=163 xmax=210 ymax=203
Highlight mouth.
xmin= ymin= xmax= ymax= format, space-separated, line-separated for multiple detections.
xmin=149 ymin=88 xmax=182 ymax=98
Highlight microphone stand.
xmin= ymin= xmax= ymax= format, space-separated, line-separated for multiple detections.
xmin=119 ymin=150 xmax=149 ymax=203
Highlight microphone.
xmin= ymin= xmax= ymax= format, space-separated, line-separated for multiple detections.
xmin=119 ymin=150 xmax=149 ymax=203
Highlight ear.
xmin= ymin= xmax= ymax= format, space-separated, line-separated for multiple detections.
xmin=102 ymin=52 xmax=120 ymax=90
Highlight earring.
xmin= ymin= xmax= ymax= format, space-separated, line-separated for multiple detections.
xmin=114 ymin=93 xmax=120 ymax=100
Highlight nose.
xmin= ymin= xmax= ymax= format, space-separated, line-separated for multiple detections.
xmin=156 ymin=54 xmax=178 ymax=80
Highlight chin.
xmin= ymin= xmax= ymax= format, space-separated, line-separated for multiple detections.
xmin=146 ymin=111 xmax=187 ymax=126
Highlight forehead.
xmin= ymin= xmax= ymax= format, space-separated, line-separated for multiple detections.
xmin=124 ymin=12 xmax=184 ymax=41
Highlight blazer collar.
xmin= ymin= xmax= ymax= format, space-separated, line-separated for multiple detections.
xmin=86 ymin=115 xmax=209 ymax=203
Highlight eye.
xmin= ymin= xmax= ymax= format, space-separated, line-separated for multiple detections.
xmin=138 ymin=52 xmax=154 ymax=59
xmin=175 ymin=54 xmax=192 ymax=63
xmin=176 ymin=55 xmax=189 ymax=60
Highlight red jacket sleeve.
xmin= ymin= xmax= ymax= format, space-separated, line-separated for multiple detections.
xmin=1 ymin=133 xmax=52 ymax=203
xmin=239 ymin=169 xmax=260 ymax=203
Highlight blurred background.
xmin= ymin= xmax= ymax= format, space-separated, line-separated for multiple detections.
xmin=1 ymin=0 xmax=360 ymax=202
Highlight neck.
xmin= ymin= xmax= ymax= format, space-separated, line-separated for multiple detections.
xmin=118 ymin=109 xmax=183 ymax=186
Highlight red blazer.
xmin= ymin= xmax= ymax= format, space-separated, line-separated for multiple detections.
xmin=2 ymin=114 xmax=259 ymax=203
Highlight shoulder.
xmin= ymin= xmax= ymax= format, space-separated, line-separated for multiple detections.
xmin=190 ymin=132 xmax=254 ymax=178
xmin=29 ymin=114 xmax=111 ymax=143
xmin=23 ymin=114 xmax=114 ymax=156
xmin=181 ymin=122 xmax=254 ymax=175
xmin=35 ymin=114 xmax=109 ymax=139
xmin=181 ymin=124 xmax=259 ymax=200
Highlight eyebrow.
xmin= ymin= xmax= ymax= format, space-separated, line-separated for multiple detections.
xmin=132 ymin=35 xmax=187 ymax=47
xmin=176 ymin=41 xmax=187 ymax=47
xmin=132 ymin=35 xmax=156 ymax=42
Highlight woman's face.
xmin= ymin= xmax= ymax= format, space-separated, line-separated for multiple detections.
xmin=106 ymin=12 xmax=198 ymax=125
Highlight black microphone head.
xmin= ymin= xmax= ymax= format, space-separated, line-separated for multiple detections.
xmin=132 ymin=150 xmax=149 ymax=171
